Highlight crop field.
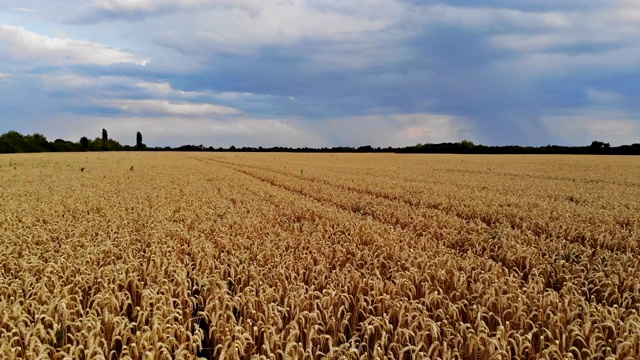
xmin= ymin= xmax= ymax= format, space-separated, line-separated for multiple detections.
xmin=1 ymin=152 xmax=640 ymax=359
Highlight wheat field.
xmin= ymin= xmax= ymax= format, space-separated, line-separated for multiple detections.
xmin=1 ymin=152 xmax=639 ymax=359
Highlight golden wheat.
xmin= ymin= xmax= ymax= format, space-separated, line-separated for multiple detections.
xmin=0 ymin=152 xmax=639 ymax=359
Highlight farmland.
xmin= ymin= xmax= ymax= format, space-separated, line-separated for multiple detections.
xmin=1 ymin=152 xmax=639 ymax=359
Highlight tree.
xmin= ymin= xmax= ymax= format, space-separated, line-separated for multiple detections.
xmin=0 ymin=131 xmax=51 ymax=153
xmin=80 ymin=137 xmax=89 ymax=149
xmin=88 ymin=137 xmax=124 ymax=151
xmin=0 ymin=131 xmax=24 ymax=153
xmin=136 ymin=132 xmax=144 ymax=148
xmin=24 ymin=133 xmax=52 ymax=152
xmin=102 ymin=129 xmax=108 ymax=142
xmin=460 ymin=139 xmax=475 ymax=149
xmin=53 ymin=139 xmax=81 ymax=152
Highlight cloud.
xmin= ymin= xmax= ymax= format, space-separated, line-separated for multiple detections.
xmin=149 ymin=0 xmax=401 ymax=66
xmin=35 ymin=73 xmax=118 ymax=88
xmin=135 ymin=80 xmax=266 ymax=102
xmin=586 ymin=88 xmax=626 ymax=105
xmin=313 ymin=113 xmax=473 ymax=147
xmin=135 ymin=81 xmax=172 ymax=94
xmin=0 ymin=25 xmax=148 ymax=66
xmin=2 ymin=0 xmax=640 ymax=147
xmin=41 ymin=111 xmax=469 ymax=148
xmin=45 ymin=114 xmax=322 ymax=148
xmin=542 ymin=114 xmax=640 ymax=146
xmin=0 ymin=72 xmax=10 ymax=78
xmin=10 ymin=72 xmax=287 ymax=128
xmin=97 ymin=99 xmax=241 ymax=116
xmin=95 ymin=0 xmax=206 ymax=13
xmin=415 ymin=4 xmax=572 ymax=31
xmin=490 ymin=33 xmax=593 ymax=53
xmin=76 ymin=0 xmax=260 ymax=22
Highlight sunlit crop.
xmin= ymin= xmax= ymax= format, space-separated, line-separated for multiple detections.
xmin=1 ymin=152 xmax=639 ymax=359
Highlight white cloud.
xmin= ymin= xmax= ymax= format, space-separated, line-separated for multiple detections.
xmin=317 ymin=113 xmax=472 ymax=147
xmin=136 ymin=81 xmax=173 ymax=94
xmin=31 ymin=74 xmax=146 ymax=97
xmin=503 ymin=45 xmax=640 ymax=78
xmin=97 ymin=99 xmax=241 ymax=116
xmin=23 ymin=73 xmax=278 ymax=117
xmin=485 ymin=2 xmax=640 ymax=60
xmin=586 ymin=88 xmax=625 ymax=105
xmin=542 ymin=114 xmax=640 ymax=145
xmin=94 ymin=0 xmax=221 ymax=13
xmin=490 ymin=33 xmax=582 ymax=52
xmin=604 ymin=0 xmax=640 ymax=25
xmin=392 ymin=114 xmax=470 ymax=142
xmin=489 ymin=27 xmax=635 ymax=54
xmin=135 ymin=80 xmax=274 ymax=102
xmin=135 ymin=80 xmax=213 ymax=98
xmin=416 ymin=5 xmax=572 ymax=31
xmin=14 ymin=7 xmax=36 ymax=13
xmin=80 ymin=0 xmax=264 ymax=22
xmin=33 ymin=74 xmax=192 ymax=95
xmin=212 ymin=91 xmax=268 ymax=101
xmin=0 ymin=72 xmax=10 ymax=78
xmin=40 ymin=111 xmax=469 ymax=148
xmin=36 ymin=73 xmax=109 ymax=88
xmin=48 ymin=114 xmax=321 ymax=148
xmin=153 ymin=0 xmax=400 ymax=61
xmin=0 ymin=25 xmax=148 ymax=66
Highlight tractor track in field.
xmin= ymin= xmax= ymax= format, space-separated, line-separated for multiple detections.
xmin=194 ymin=158 xmax=640 ymax=307
xmin=192 ymin=157 xmax=540 ymax=276
xmin=193 ymin=156 xmax=638 ymax=256
xmin=195 ymin=157 xmax=491 ymax=228
xmin=191 ymin=158 xmax=619 ymax=296
xmin=433 ymin=167 xmax=640 ymax=188
xmin=194 ymin=157 xmax=422 ymax=233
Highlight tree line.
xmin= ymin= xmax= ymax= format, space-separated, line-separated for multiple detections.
xmin=174 ymin=141 xmax=640 ymax=155
xmin=396 ymin=140 xmax=640 ymax=155
xmin=0 ymin=129 xmax=146 ymax=153
xmin=1 ymin=129 xmax=639 ymax=155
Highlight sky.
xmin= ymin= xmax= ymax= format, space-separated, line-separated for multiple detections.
xmin=1 ymin=1 xmax=639 ymax=148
